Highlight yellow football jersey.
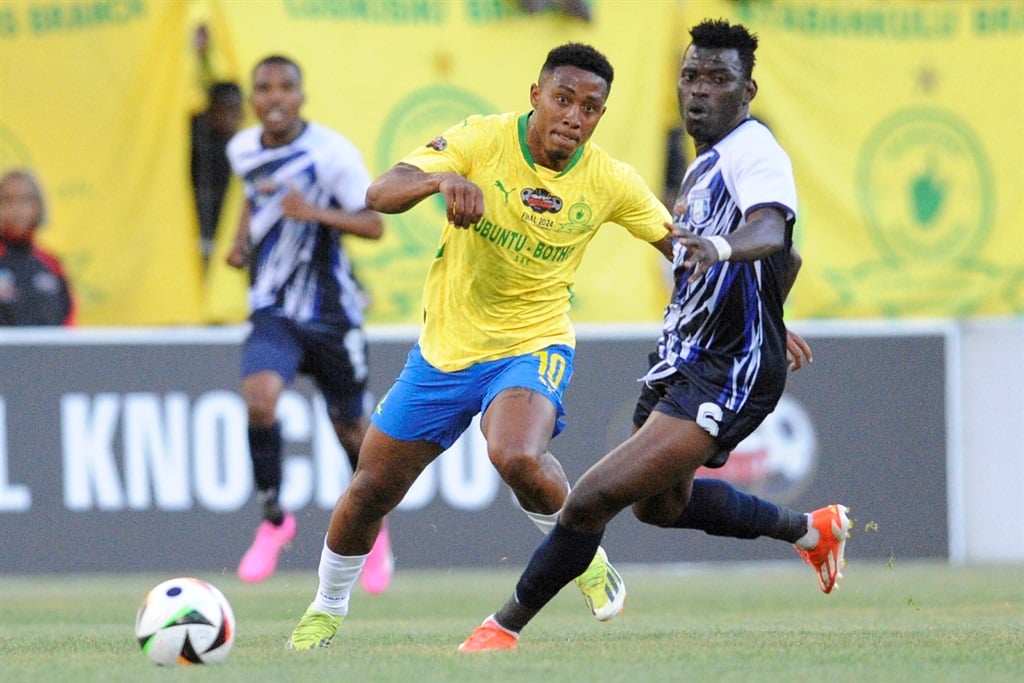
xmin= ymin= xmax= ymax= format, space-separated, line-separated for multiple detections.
xmin=402 ymin=112 xmax=670 ymax=371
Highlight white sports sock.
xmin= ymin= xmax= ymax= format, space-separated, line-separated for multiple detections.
xmin=310 ymin=537 xmax=368 ymax=616
xmin=521 ymin=481 xmax=571 ymax=535
xmin=794 ymin=513 xmax=820 ymax=550
xmin=523 ymin=508 xmax=560 ymax=535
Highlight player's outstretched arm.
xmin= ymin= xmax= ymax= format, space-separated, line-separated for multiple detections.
xmin=674 ymin=206 xmax=788 ymax=282
xmin=366 ymin=163 xmax=484 ymax=228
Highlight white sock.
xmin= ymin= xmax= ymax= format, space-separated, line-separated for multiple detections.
xmin=523 ymin=508 xmax=560 ymax=535
xmin=485 ymin=613 xmax=521 ymax=639
xmin=310 ymin=537 xmax=368 ymax=616
xmin=795 ymin=513 xmax=820 ymax=550
xmin=522 ymin=480 xmax=571 ymax=534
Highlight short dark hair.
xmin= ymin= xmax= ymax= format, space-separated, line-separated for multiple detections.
xmin=253 ymin=55 xmax=302 ymax=81
xmin=208 ymin=81 xmax=242 ymax=103
xmin=689 ymin=19 xmax=758 ymax=79
xmin=541 ymin=43 xmax=614 ymax=91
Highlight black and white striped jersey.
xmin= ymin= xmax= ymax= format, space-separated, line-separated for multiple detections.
xmin=657 ymin=118 xmax=798 ymax=412
xmin=227 ymin=121 xmax=372 ymax=326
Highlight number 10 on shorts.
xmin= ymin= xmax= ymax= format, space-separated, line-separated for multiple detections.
xmin=533 ymin=350 xmax=568 ymax=393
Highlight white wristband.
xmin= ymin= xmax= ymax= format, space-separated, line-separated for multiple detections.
xmin=706 ymin=235 xmax=732 ymax=262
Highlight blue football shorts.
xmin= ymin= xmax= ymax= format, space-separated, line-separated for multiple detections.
xmin=240 ymin=309 xmax=368 ymax=423
xmin=371 ymin=342 xmax=575 ymax=449
xmin=632 ymin=353 xmax=779 ymax=468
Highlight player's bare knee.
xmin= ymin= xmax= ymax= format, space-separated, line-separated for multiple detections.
xmin=489 ymin=446 xmax=544 ymax=489
xmin=247 ymin=402 xmax=276 ymax=427
xmin=346 ymin=475 xmax=398 ymax=519
xmin=632 ymin=500 xmax=673 ymax=527
xmin=243 ymin=387 xmax=278 ymax=425
xmin=560 ymin=496 xmax=610 ymax=534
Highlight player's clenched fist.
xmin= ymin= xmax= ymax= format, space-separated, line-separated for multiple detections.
xmin=438 ymin=173 xmax=484 ymax=228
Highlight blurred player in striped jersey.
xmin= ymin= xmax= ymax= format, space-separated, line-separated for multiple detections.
xmin=226 ymin=55 xmax=393 ymax=594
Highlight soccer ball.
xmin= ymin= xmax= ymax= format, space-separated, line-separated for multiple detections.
xmin=135 ymin=577 xmax=236 ymax=666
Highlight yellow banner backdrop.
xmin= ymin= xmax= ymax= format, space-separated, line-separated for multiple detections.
xmin=681 ymin=0 xmax=1024 ymax=318
xmin=0 ymin=0 xmax=204 ymax=325
xmin=202 ymin=0 xmax=682 ymax=325
xmin=2 ymin=1 xmax=1020 ymax=325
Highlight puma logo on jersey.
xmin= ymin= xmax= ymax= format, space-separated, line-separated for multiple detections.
xmin=495 ymin=180 xmax=515 ymax=203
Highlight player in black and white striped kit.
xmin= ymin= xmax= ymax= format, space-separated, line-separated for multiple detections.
xmin=225 ymin=55 xmax=393 ymax=592
xmin=460 ymin=18 xmax=852 ymax=652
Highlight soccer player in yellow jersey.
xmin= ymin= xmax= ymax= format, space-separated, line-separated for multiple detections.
xmin=288 ymin=42 xmax=674 ymax=650
xmin=458 ymin=20 xmax=848 ymax=654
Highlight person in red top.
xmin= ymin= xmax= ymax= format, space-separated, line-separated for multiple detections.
xmin=0 ymin=169 xmax=75 ymax=326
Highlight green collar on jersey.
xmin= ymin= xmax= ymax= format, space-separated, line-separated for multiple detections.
xmin=517 ymin=112 xmax=585 ymax=177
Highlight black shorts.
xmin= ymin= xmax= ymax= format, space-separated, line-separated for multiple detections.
xmin=241 ymin=309 xmax=369 ymax=423
xmin=632 ymin=354 xmax=777 ymax=468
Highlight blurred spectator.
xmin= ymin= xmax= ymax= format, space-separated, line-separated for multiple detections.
xmin=0 ymin=169 xmax=75 ymax=326
xmin=191 ymin=81 xmax=243 ymax=270
xmin=662 ymin=125 xmax=688 ymax=210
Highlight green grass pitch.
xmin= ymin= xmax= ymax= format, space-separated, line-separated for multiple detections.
xmin=1 ymin=562 xmax=1021 ymax=682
